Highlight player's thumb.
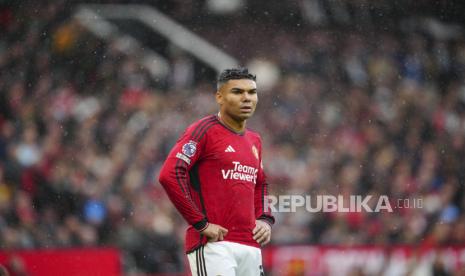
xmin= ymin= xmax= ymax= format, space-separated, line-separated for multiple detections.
xmin=219 ymin=226 xmax=228 ymax=235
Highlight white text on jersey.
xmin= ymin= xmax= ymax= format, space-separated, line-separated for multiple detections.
xmin=221 ymin=161 xmax=258 ymax=184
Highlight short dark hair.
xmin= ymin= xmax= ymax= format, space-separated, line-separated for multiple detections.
xmin=217 ymin=68 xmax=256 ymax=89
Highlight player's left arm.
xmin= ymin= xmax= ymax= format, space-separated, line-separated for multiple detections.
xmin=253 ymin=140 xmax=274 ymax=246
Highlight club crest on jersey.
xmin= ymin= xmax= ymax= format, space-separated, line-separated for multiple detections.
xmin=182 ymin=141 xmax=197 ymax=157
xmin=252 ymin=145 xmax=259 ymax=160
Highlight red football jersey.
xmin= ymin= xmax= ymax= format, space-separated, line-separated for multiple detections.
xmin=159 ymin=114 xmax=274 ymax=253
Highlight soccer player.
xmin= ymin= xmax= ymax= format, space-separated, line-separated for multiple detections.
xmin=158 ymin=68 xmax=274 ymax=275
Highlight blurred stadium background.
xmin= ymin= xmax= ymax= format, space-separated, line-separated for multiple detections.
xmin=1 ymin=0 xmax=465 ymax=275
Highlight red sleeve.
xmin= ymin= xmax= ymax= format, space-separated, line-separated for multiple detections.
xmin=158 ymin=118 xmax=214 ymax=232
xmin=254 ymin=138 xmax=275 ymax=227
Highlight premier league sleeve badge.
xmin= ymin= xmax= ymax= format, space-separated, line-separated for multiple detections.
xmin=182 ymin=141 xmax=197 ymax=157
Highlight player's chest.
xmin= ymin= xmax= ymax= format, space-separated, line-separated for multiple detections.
xmin=206 ymin=136 xmax=260 ymax=168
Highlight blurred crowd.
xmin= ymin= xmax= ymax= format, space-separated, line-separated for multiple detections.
xmin=1 ymin=1 xmax=465 ymax=275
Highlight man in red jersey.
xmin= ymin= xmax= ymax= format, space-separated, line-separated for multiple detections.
xmin=159 ymin=68 xmax=274 ymax=275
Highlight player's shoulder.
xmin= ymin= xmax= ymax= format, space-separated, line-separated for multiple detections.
xmin=245 ymin=127 xmax=262 ymax=141
xmin=188 ymin=114 xmax=217 ymax=128
xmin=184 ymin=114 xmax=219 ymax=141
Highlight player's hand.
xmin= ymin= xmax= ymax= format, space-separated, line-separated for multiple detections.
xmin=253 ymin=220 xmax=272 ymax=246
xmin=200 ymin=223 xmax=228 ymax=242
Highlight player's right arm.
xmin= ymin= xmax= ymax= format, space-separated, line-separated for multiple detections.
xmin=158 ymin=123 xmax=210 ymax=232
xmin=159 ymin=117 xmax=228 ymax=239
xmin=199 ymin=223 xmax=228 ymax=242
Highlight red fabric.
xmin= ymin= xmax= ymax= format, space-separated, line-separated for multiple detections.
xmin=0 ymin=248 xmax=120 ymax=276
xmin=159 ymin=115 xmax=274 ymax=253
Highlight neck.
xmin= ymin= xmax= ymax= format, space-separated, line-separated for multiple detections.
xmin=217 ymin=112 xmax=246 ymax=133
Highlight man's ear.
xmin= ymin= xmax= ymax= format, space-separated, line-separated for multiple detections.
xmin=216 ymin=90 xmax=223 ymax=105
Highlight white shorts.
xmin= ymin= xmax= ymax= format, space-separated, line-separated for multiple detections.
xmin=187 ymin=241 xmax=264 ymax=276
